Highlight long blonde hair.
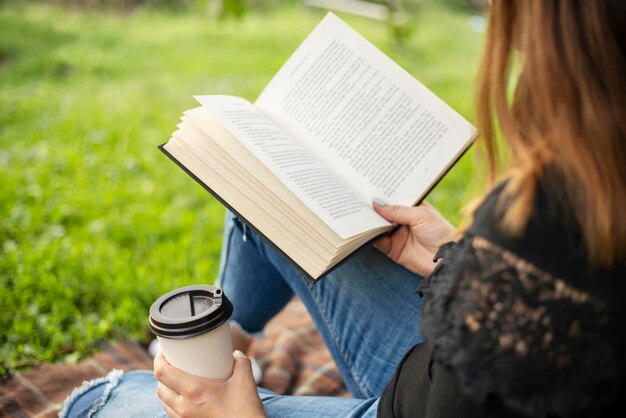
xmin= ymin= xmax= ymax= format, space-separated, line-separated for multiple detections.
xmin=476 ymin=0 xmax=626 ymax=265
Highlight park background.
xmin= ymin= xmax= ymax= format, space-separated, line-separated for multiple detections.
xmin=0 ymin=0 xmax=485 ymax=371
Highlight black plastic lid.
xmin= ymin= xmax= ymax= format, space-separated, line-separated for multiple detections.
xmin=149 ymin=285 xmax=233 ymax=339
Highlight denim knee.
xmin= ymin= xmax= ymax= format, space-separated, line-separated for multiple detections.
xmin=60 ymin=369 xmax=123 ymax=418
xmin=60 ymin=370 xmax=165 ymax=418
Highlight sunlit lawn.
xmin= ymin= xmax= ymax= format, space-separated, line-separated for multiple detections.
xmin=0 ymin=0 xmax=484 ymax=368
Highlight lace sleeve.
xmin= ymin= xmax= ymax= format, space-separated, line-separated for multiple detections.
xmin=420 ymin=236 xmax=619 ymax=417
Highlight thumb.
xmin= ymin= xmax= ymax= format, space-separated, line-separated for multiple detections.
xmin=231 ymin=350 xmax=253 ymax=380
xmin=372 ymin=199 xmax=421 ymax=225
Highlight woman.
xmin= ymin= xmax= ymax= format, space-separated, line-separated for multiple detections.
xmin=61 ymin=1 xmax=625 ymax=416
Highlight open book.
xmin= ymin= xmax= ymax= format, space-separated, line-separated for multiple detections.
xmin=160 ymin=13 xmax=476 ymax=281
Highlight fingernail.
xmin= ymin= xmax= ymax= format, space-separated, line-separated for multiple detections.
xmin=233 ymin=350 xmax=245 ymax=358
xmin=372 ymin=197 xmax=387 ymax=207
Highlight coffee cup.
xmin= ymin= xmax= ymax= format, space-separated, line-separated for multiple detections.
xmin=149 ymin=284 xmax=234 ymax=380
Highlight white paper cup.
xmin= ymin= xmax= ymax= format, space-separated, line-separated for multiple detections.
xmin=149 ymin=285 xmax=234 ymax=380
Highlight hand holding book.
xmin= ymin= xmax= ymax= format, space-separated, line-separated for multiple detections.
xmin=372 ymin=200 xmax=457 ymax=277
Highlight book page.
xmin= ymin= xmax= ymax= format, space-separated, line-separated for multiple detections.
xmin=256 ymin=13 xmax=477 ymax=206
xmin=194 ymin=95 xmax=389 ymax=238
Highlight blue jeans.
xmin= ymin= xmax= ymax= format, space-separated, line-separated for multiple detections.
xmin=61 ymin=211 xmax=425 ymax=417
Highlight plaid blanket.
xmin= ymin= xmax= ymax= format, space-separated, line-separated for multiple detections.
xmin=0 ymin=341 xmax=152 ymax=418
xmin=0 ymin=297 xmax=347 ymax=417
xmin=250 ymin=298 xmax=349 ymax=398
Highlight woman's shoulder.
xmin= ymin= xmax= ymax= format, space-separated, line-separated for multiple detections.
xmin=467 ymin=176 xmax=588 ymax=282
xmin=467 ymin=176 xmax=625 ymax=295
xmin=418 ymin=177 xmax=626 ymax=416
xmin=420 ymin=236 xmax=623 ymax=417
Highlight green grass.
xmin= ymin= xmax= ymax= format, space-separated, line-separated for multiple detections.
xmin=0 ymin=1 xmax=484 ymax=368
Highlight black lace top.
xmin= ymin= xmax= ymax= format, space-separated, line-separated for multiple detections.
xmin=378 ymin=180 xmax=625 ymax=417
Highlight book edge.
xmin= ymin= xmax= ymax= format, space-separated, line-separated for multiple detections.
xmin=158 ymin=143 xmax=384 ymax=283
xmin=411 ymin=131 xmax=477 ymax=207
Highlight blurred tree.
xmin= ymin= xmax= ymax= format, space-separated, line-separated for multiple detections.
xmin=31 ymin=0 xmax=207 ymax=10
xmin=28 ymin=0 xmax=424 ymax=45
xmin=209 ymin=0 xmax=247 ymax=18
xmin=382 ymin=0 xmax=414 ymax=44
